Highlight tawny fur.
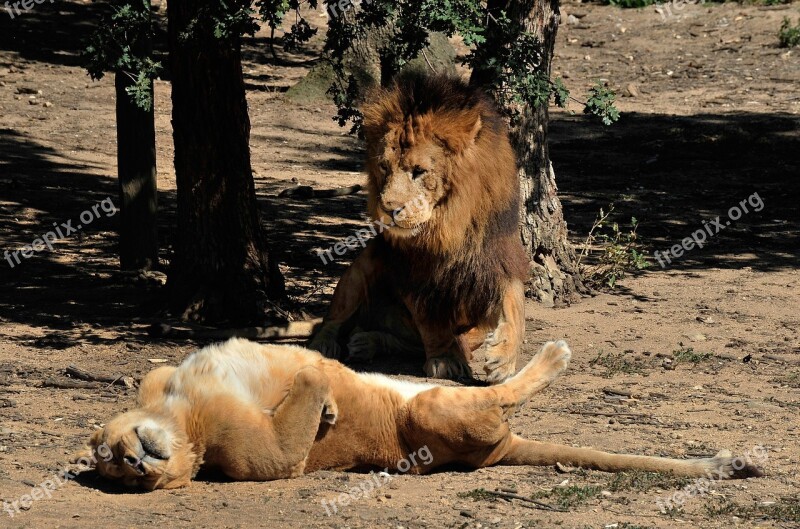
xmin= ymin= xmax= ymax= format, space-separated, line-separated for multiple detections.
xmin=309 ymin=73 xmax=529 ymax=384
xmin=78 ymin=339 xmax=763 ymax=490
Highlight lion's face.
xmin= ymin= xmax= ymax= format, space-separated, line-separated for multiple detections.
xmin=87 ymin=410 xmax=194 ymax=490
xmin=367 ymin=127 xmax=448 ymax=237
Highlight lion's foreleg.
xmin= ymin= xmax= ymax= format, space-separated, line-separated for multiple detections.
xmin=412 ymin=316 xmax=472 ymax=381
xmin=483 ymin=279 xmax=524 ymax=384
xmin=309 ymin=243 xmax=385 ymax=359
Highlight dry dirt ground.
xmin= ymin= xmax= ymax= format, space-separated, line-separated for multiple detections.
xmin=1 ymin=1 xmax=799 ymax=528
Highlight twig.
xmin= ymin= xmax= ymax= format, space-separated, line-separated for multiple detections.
xmin=577 ymin=205 xmax=615 ymax=267
xmin=568 ymin=410 xmax=649 ymax=418
xmin=602 ymin=387 xmax=633 ymax=398
xmin=421 ymin=49 xmax=437 ymax=74
xmin=42 ymin=378 xmax=101 ymax=390
xmin=65 ymin=366 xmax=134 ymax=388
xmin=482 ymin=490 xmax=566 ymax=512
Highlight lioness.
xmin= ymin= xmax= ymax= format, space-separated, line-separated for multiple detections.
xmin=309 ymin=73 xmax=529 ymax=384
xmin=79 ymin=338 xmax=761 ymax=489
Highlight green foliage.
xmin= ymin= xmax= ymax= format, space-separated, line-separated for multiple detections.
xmin=457 ymin=488 xmax=497 ymax=501
xmin=672 ymin=346 xmax=713 ymax=363
xmin=83 ymin=0 xmax=161 ymax=111
xmin=778 ymin=17 xmax=800 ymax=48
xmin=124 ymin=61 xmax=161 ymax=112
xmin=584 ymin=82 xmax=620 ymax=126
xmin=589 ymin=350 xmax=647 ymax=377
xmin=531 ymin=485 xmax=602 ymax=510
xmin=606 ymin=470 xmax=691 ymax=492
xmin=703 ymin=496 xmax=800 ymax=522
xmin=578 ymin=206 xmax=648 ymax=290
xmin=323 ymin=1 xmax=620 ymax=132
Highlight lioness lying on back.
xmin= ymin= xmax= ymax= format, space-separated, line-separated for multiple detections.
xmin=79 ymin=339 xmax=762 ymax=489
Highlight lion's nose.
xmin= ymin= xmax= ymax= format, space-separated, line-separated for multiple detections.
xmin=124 ymin=455 xmax=144 ymax=473
xmin=380 ymin=198 xmax=405 ymax=215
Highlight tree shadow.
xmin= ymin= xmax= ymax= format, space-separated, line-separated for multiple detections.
xmin=550 ymin=111 xmax=800 ymax=274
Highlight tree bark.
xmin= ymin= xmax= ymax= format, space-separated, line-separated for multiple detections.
xmin=472 ymin=0 xmax=586 ymax=307
xmin=114 ymin=2 xmax=158 ymax=271
xmin=166 ymin=0 xmax=284 ymax=324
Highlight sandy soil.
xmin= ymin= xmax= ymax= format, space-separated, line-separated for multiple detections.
xmin=0 ymin=1 xmax=799 ymax=528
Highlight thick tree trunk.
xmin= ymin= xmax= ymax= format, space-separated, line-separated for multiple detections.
xmin=472 ymin=0 xmax=586 ymax=306
xmin=114 ymin=1 xmax=158 ymax=271
xmin=114 ymin=71 xmax=158 ymax=271
xmin=166 ymin=0 xmax=284 ymax=324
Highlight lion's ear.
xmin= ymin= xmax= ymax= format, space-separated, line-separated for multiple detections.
xmin=435 ymin=112 xmax=483 ymax=155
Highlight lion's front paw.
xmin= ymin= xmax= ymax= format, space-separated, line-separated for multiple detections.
xmin=483 ymin=350 xmax=517 ymax=385
xmin=424 ymin=356 xmax=473 ymax=381
xmin=346 ymin=332 xmax=382 ymax=363
xmin=308 ymin=325 xmax=343 ymax=360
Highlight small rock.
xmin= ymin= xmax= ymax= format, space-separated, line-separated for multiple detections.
xmin=662 ymin=358 xmax=675 ymax=370
xmin=567 ymin=14 xmax=579 ymax=24
xmin=44 ymin=101 xmax=53 ymax=108
xmin=624 ymin=83 xmax=640 ymax=97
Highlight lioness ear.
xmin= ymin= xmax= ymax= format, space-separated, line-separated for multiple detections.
xmin=435 ymin=112 xmax=483 ymax=155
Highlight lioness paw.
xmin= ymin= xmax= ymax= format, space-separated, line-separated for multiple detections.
xmin=693 ymin=449 xmax=765 ymax=479
xmin=424 ymin=356 xmax=473 ymax=381
xmin=534 ymin=340 xmax=572 ymax=379
xmin=322 ymin=398 xmax=338 ymax=425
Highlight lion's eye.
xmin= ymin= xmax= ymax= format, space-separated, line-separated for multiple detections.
xmin=379 ymin=161 xmax=391 ymax=175
xmin=412 ymin=167 xmax=427 ymax=179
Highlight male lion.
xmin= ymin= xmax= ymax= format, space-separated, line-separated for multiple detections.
xmin=78 ymin=338 xmax=761 ymax=490
xmin=309 ymin=73 xmax=529 ymax=384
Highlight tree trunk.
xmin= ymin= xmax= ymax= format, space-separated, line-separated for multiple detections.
xmin=166 ymin=0 xmax=284 ymax=324
xmin=472 ymin=0 xmax=586 ymax=307
xmin=114 ymin=1 xmax=158 ymax=271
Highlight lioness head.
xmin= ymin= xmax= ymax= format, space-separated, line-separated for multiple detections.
xmin=362 ymin=73 xmax=492 ymax=241
xmin=80 ymin=410 xmax=195 ymax=490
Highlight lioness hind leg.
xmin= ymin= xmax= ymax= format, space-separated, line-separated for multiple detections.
xmin=220 ymin=366 xmax=332 ymax=481
xmin=498 ymin=437 xmax=764 ymax=479
xmin=400 ymin=385 xmax=519 ymax=470
xmin=483 ymin=279 xmax=525 ymax=384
